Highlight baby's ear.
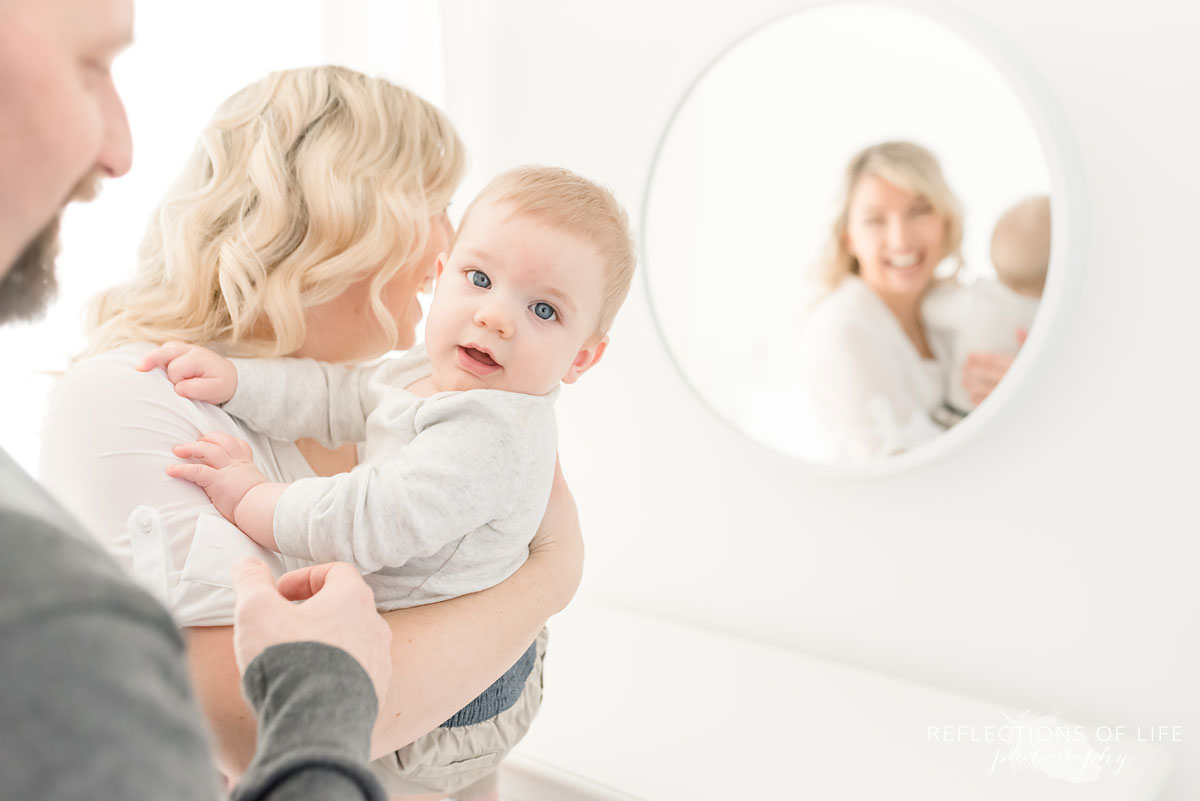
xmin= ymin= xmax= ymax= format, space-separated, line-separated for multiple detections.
xmin=562 ymin=336 xmax=608 ymax=385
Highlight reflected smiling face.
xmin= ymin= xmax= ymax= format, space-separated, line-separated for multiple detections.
xmin=844 ymin=173 xmax=946 ymax=308
xmin=423 ymin=199 xmax=608 ymax=396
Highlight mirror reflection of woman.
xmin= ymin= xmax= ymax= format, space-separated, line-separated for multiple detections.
xmin=797 ymin=141 xmax=963 ymax=462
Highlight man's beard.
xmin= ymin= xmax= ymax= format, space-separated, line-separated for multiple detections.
xmin=0 ymin=216 xmax=62 ymax=324
xmin=0 ymin=172 xmax=103 ymax=325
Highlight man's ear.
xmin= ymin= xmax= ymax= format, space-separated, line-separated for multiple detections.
xmin=562 ymin=335 xmax=608 ymax=385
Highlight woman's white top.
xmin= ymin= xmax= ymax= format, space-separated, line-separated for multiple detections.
xmin=795 ymin=275 xmax=951 ymax=462
xmin=38 ymin=342 xmax=315 ymax=627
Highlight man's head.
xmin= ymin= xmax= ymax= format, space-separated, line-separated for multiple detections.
xmin=423 ymin=166 xmax=636 ymax=396
xmin=0 ymin=0 xmax=134 ymax=323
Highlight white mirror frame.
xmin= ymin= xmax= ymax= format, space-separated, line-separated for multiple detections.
xmin=641 ymin=0 xmax=1086 ymax=477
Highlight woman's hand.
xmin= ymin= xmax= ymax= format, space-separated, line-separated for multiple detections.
xmin=961 ymin=328 xmax=1026 ymax=406
xmin=137 ymin=340 xmax=239 ymax=405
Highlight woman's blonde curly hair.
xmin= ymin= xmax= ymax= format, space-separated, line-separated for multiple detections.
xmin=84 ymin=65 xmax=465 ymax=357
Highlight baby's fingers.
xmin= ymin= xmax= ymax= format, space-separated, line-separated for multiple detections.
xmin=174 ymin=440 xmax=235 ymax=468
xmin=136 ymin=341 xmax=192 ymax=373
xmin=164 ymin=350 xmax=217 ymax=388
xmin=198 ymin=431 xmax=254 ymax=460
xmin=166 ymin=461 xmax=218 ymax=488
xmin=173 ymin=376 xmax=228 ymax=403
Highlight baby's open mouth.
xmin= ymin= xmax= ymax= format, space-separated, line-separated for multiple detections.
xmin=456 ymin=345 xmax=499 ymax=376
xmin=464 ymin=347 xmax=496 ymax=366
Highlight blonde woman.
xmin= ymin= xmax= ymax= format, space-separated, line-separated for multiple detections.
xmin=796 ymin=141 xmax=964 ymax=462
xmin=39 ymin=66 xmax=581 ymax=801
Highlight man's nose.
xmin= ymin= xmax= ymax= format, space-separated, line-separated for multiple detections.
xmin=97 ymin=85 xmax=133 ymax=178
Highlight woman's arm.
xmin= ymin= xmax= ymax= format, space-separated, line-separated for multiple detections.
xmin=189 ymin=462 xmax=583 ymax=777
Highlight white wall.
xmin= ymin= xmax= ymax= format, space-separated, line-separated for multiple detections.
xmin=439 ymin=0 xmax=1200 ymax=794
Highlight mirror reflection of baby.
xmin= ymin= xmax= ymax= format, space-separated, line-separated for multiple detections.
xmin=925 ymin=194 xmax=1050 ymax=417
xmin=137 ymin=165 xmax=635 ymax=800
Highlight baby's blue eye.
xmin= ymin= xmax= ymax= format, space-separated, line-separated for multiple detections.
xmin=468 ymin=270 xmax=491 ymax=288
xmin=531 ymin=302 xmax=557 ymax=321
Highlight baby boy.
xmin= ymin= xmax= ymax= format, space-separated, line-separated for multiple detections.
xmin=139 ymin=165 xmax=635 ymax=799
xmin=925 ymin=194 xmax=1050 ymax=416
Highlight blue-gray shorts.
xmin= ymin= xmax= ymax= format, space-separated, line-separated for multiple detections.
xmin=369 ymin=627 xmax=548 ymax=798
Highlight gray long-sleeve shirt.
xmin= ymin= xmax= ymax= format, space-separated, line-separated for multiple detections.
xmin=226 ymin=344 xmax=558 ymax=610
xmin=0 ymin=447 xmax=385 ymax=801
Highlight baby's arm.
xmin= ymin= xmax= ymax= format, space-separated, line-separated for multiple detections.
xmin=223 ymin=357 xmax=373 ymax=447
xmin=275 ymin=394 xmax=543 ymax=572
xmin=167 ymin=431 xmax=286 ymax=551
xmin=138 ymin=341 xmax=373 ymax=447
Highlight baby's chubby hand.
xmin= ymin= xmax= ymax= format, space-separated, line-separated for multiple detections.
xmin=137 ymin=341 xmax=238 ymax=405
xmin=167 ymin=431 xmax=265 ymax=528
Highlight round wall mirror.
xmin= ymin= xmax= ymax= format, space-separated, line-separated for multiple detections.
xmin=644 ymin=2 xmax=1067 ymax=467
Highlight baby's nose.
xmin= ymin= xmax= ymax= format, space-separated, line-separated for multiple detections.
xmin=475 ymin=303 xmax=512 ymax=336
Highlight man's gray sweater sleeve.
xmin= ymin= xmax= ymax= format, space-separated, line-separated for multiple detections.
xmin=0 ymin=471 xmax=220 ymax=801
xmin=233 ymin=643 xmax=386 ymax=801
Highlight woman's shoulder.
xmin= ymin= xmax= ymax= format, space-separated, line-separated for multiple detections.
xmin=49 ymin=342 xmax=305 ymax=475
xmin=804 ymin=276 xmax=890 ymax=346
xmin=50 ymin=343 xmax=159 ymax=417
xmin=55 ymin=342 xmax=159 ymax=395
xmin=46 ymin=342 xmax=253 ymax=451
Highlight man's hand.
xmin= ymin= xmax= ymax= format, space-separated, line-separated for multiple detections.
xmin=137 ymin=341 xmax=238 ymax=405
xmin=232 ymin=558 xmax=393 ymax=707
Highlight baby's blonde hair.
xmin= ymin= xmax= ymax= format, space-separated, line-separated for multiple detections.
xmin=84 ymin=65 xmax=465 ymax=357
xmin=817 ymin=141 xmax=964 ymax=292
xmin=991 ymin=195 xmax=1050 ymax=297
xmin=456 ymin=166 xmax=636 ymax=339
